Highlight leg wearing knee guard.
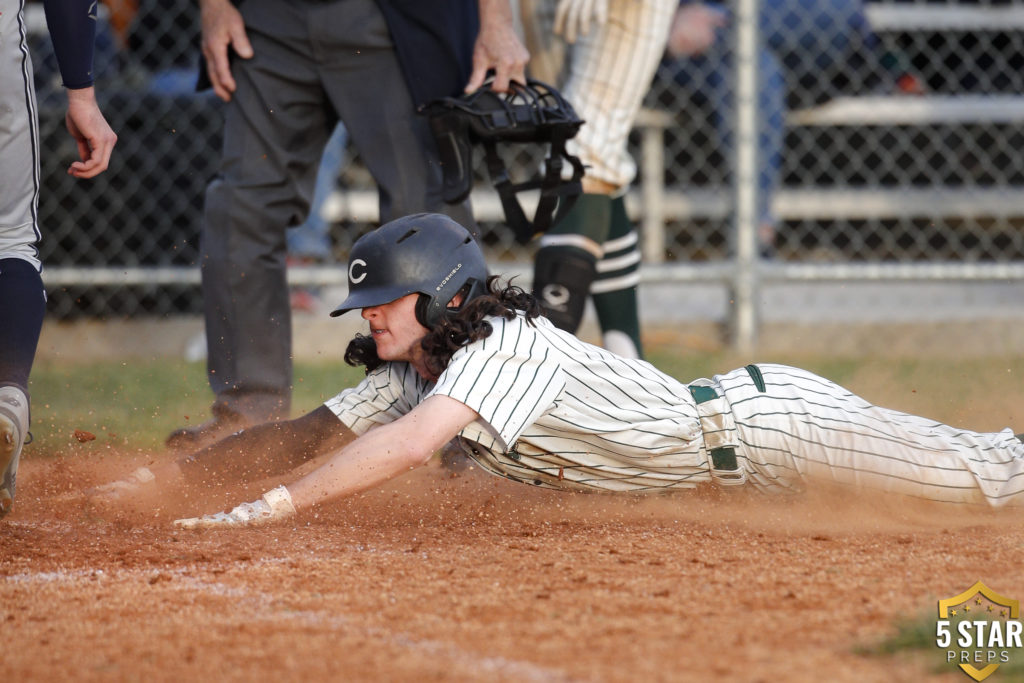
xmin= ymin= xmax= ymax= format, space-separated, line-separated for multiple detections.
xmin=592 ymin=197 xmax=644 ymax=359
xmin=533 ymin=193 xmax=611 ymax=332
xmin=533 ymin=245 xmax=597 ymax=332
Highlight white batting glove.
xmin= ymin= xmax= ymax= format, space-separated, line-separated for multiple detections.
xmin=553 ymin=0 xmax=609 ymax=44
xmin=174 ymin=485 xmax=296 ymax=529
xmin=89 ymin=466 xmax=157 ymax=500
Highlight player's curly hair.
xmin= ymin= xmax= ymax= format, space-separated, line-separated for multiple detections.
xmin=344 ymin=276 xmax=542 ymax=376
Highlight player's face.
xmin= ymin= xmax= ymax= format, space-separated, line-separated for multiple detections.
xmin=361 ymin=293 xmax=431 ymax=373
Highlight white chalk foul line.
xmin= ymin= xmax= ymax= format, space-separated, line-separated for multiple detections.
xmin=4 ymin=559 xmax=579 ymax=682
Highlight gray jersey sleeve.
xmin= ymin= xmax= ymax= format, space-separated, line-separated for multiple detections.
xmin=429 ymin=315 xmax=566 ymax=451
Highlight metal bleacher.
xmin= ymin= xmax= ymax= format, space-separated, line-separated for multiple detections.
xmin=627 ymin=1 xmax=1024 ymax=263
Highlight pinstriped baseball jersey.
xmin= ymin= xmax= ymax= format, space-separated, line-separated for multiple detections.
xmin=325 ymin=314 xmax=1024 ymax=506
xmin=327 ymin=314 xmax=710 ymax=492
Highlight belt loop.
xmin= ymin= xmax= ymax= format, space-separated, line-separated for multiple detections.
xmin=688 ymin=381 xmax=747 ymax=487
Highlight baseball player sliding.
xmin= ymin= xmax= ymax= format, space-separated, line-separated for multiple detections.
xmin=96 ymin=214 xmax=1024 ymax=526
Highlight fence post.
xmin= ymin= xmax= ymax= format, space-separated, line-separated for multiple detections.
xmin=730 ymin=0 xmax=761 ymax=353
xmin=638 ymin=109 xmax=670 ymax=264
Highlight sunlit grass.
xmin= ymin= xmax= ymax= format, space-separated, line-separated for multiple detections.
xmin=861 ymin=613 xmax=1024 ymax=680
xmin=28 ymin=358 xmax=366 ymax=453
xmin=26 ymin=341 xmax=1024 ymax=456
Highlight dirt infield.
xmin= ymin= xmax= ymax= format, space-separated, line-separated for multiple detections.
xmin=3 ymin=448 xmax=1021 ymax=682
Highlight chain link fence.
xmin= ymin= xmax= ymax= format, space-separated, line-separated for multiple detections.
xmin=29 ymin=0 xmax=1024 ymax=331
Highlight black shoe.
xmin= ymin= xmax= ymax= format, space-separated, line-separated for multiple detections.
xmin=166 ymin=410 xmax=249 ymax=453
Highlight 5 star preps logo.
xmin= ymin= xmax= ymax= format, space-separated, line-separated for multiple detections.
xmin=936 ymin=582 xmax=1022 ymax=681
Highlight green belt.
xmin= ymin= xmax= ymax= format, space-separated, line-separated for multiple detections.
xmin=687 ymin=384 xmax=739 ymax=472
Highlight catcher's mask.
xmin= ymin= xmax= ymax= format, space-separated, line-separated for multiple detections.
xmin=422 ymin=79 xmax=585 ymax=244
xmin=329 ymin=213 xmax=489 ymax=328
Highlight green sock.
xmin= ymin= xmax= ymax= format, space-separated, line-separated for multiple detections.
xmin=592 ymin=196 xmax=643 ymax=359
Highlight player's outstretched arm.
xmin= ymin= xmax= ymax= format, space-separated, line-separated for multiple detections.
xmin=467 ymin=0 xmax=530 ymax=92
xmin=287 ymin=396 xmax=478 ymax=508
xmin=64 ymin=87 xmax=117 ymax=178
xmin=175 ymin=396 xmax=479 ymax=528
xmin=177 ymin=406 xmax=356 ymax=487
xmin=90 ymin=406 xmax=353 ymax=503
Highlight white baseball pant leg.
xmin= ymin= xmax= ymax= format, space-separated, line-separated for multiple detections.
xmin=562 ymin=0 xmax=678 ymax=189
xmin=717 ymin=363 xmax=1024 ymax=507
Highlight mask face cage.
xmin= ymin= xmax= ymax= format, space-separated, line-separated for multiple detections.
xmin=422 ymin=79 xmax=586 ymax=244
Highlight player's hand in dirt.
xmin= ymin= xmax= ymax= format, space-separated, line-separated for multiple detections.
xmin=83 ymin=466 xmax=157 ymax=503
xmin=174 ymin=485 xmax=295 ymax=529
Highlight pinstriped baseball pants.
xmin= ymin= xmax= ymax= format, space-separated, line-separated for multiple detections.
xmin=518 ymin=0 xmax=679 ymax=190
xmin=709 ymin=363 xmax=1024 ymax=507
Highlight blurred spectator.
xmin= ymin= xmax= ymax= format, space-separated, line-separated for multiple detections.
xmin=100 ymin=0 xmax=138 ymax=48
xmin=658 ymin=0 xmax=923 ymax=256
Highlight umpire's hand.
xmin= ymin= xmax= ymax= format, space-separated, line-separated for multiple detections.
xmin=199 ymin=0 xmax=254 ymax=102
xmin=467 ymin=0 xmax=530 ymax=93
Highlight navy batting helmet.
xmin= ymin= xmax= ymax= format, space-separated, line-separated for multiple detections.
xmin=329 ymin=213 xmax=489 ymax=327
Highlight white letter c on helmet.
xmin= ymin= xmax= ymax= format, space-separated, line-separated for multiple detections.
xmin=349 ymin=258 xmax=368 ymax=284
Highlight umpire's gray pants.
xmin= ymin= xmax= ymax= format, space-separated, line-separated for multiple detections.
xmin=201 ymin=0 xmax=472 ymax=422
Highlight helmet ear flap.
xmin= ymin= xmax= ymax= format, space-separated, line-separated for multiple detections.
xmin=414 ymin=293 xmax=435 ymax=328
xmin=415 ymin=279 xmax=485 ymax=329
